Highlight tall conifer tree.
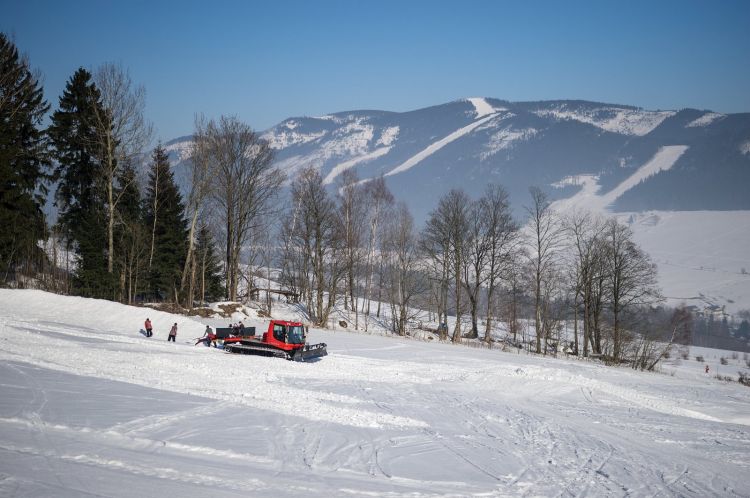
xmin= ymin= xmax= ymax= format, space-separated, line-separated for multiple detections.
xmin=114 ymin=161 xmax=146 ymax=303
xmin=144 ymin=145 xmax=187 ymax=301
xmin=48 ymin=68 xmax=112 ymax=297
xmin=0 ymin=33 xmax=50 ymax=282
xmin=194 ymin=224 xmax=224 ymax=304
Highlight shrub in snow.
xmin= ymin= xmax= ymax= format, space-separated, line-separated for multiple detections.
xmin=696 ymin=355 xmax=705 ymax=362
xmin=720 ymin=357 xmax=729 ymax=365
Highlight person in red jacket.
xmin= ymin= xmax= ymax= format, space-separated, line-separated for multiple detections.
xmin=145 ymin=318 xmax=153 ymax=337
xmin=168 ymin=323 xmax=177 ymax=342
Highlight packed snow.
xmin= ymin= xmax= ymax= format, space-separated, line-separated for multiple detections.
xmin=534 ymin=105 xmax=674 ymax=136
xmin=685 ymin=112 xmax=725 ymax=128
xmin=599 ymin=146 xmax=689 ymax=208
xmin=620 ymin=211 xmax=750 ymax=313
xmin=164 ymin=140 xmax=195 ymax=162
xmin=1 ymin=289 xmax=749 ymax=497
xmin=322 ymin=146 xmax=392 ymax=185
xmin=385 ymin=114 xmax=497 ymax=177
xmin=549 ymin=147 xmax=750 ymax=313
xmin=466 ymin=97 xmax=501 ymax=118
xmin=262 ymin=128 xmax=328 ymax=149
xmin=480 ymin=126 xmax=538 ymax=161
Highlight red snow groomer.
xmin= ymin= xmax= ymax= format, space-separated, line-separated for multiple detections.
xmin=218 ymin=320 xmax=327 ymax=362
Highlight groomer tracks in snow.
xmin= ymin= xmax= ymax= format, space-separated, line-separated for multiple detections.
xmin=1 ymin=289 xmax=749 ymax=496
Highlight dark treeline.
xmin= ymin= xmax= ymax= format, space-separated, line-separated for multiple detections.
xmin=0 ymin=34 xmax=224 ymax=305
xmin=3 ymin=34 xmax=746 ymax=367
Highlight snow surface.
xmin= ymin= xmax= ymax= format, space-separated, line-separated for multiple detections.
xmin=550 ymin=146 xmax=688 ymax=213
xmin=620 ymin=211 xmax=750 ymax=312
xmin=322 ymin=146 xmax=392 ymax=185
xmin=466 ymin=97 xmax=500 ymax=118
xmin=266 ymin=116 xmax=378 ymax=180
xmin=376 ymin=126 xmax=400 ymax=147
xmin=1 ymin=289 xmax=749 ymax=497
xmin=164 ymin=141 xmax=195 ymax=162
xmin=385 ymin=114 xmax=497 ymax=177
xmin=599 ymin=146 xmax=688 ymax=206
xmin=549 ymin=146 xmax=750 ymax=313
xmin=534 ymin=105 xmax=674 ymax=136
xmin=479 ymin=126 xmax=538 ymax=161
xmin=686 ymin=112 xmax=725 ymax=128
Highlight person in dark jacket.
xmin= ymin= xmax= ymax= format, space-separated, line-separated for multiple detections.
xmin=145 ymin=318 xmax=153 ymax=337
xmin=168 ymin=323 xmax=177 ymax=342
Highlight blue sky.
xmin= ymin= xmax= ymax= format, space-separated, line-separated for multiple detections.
xmin=3 ymin=0 xmax=749 ymax=140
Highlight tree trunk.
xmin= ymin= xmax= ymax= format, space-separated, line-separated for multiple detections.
xmin=484 ymin=286 xmax=494 ymax=343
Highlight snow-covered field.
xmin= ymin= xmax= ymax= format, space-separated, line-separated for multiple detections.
xmin=1 ymin=289 xmax=749 ymax=497
xmin=550 ymin=147 xmax=750 ymax=313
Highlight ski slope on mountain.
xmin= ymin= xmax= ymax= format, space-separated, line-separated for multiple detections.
xmin=323 ymin=146 xmax=391 ymax=185
xmin=551 ymin=145 xmax=689 ymax=212
xmin=548 ymin=146 xmax=750 ymax=312
xmin=385 ymin=113 xmax=498 ymax=177
xmin=1 ymin=290 xmax=749 ymax=497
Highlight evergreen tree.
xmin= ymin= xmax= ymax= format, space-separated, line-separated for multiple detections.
xmin=144 ymin=145 xmax=187 ymax=301
xmin=0 ymin=33 xmax=50 ymax=283
xmin=194 ymin=224 xmax=224 ymax=304
xmin=48 ymin=68 xmax=112 ymax=297
xmin=114 ymin=161 xmax=147 ymax=303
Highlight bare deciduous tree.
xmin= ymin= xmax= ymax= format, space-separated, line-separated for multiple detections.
xmin=382 ymin=203 xmax=424 ymax=336
xmin=179 ymin=115 xmax=217 ymax=305
xmin=202 ymin=116 xmax=283 ymax=301
xmin=424 ymin=190 xmax=471 ymax=342
xmin=90 ymin=63 xmax=153 ymax=277
xmin=362 ymin=175 xmax=393 ymax=331
xmin=565 ymin=210 xmax=606 ymax=357
xmin=479 ymin=185 xmax=518 ymax=342
xmin=337 ymin=170 xmax=368 ymax=329
xmin=605 ymin=218 xmax=661 ymax=361
xmin=526 ymin=187 xmax=563 ymax=354
xmin=288 ymin=167 xmax=342 ymax=326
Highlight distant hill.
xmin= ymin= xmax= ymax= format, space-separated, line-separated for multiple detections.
xmin=166 ymin=97 xmax=750 ymax=221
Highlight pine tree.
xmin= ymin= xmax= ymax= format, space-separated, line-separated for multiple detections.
xmin=144 ymin=145 xmax=188 ymax=301
xmin=194 ymin=224 xmax=224 ymax=304
xmin=114 ymin=161 xmax=147 ymax=303
xmin=48 ymin=68 xmax=112 ymax=297
xmin=0 ymin=33 xmax=50 ymax=283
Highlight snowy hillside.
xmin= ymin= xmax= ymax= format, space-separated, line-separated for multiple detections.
xmin=164 ymin=98 xmax=750 ymax=219
xmin=162 ymin=97 xmax=750 ymax=313
xmin=549 ymin=149 xmax=750 ymax=313
xmin=1 ymin=290 xmax=750 ymax=496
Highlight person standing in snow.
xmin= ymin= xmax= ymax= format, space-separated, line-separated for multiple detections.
xmin=196 ymin=325 xmax=212 ymax=346
xmin=168 ymin=323 xmax=177 ymax=342
xmin=705 ymin=364 xmax=710 ymax=374
xmin=144 ymin=318 xmax=153 ymax=337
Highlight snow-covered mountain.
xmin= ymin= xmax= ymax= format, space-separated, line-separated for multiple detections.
xmin=164 ymin=98 xmax=750 ymax=312
xmin=166 ymin=98 xmax=750 ymax=217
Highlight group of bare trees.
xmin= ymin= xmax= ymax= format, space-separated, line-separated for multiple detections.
xmin=421 ymin=187 xmax=520 ymax=343
xmin=524 ymin=190 xmax=662 ymax=364
xmin=279 ymin=169 xmax=404 ymax=330
xmin=275 ymin=175 xmax=662 ymax=366
xmin=563 ymin=209 xmax=661 ymax=362
xmin=175 ymin=115 xmax=284 ymax=306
